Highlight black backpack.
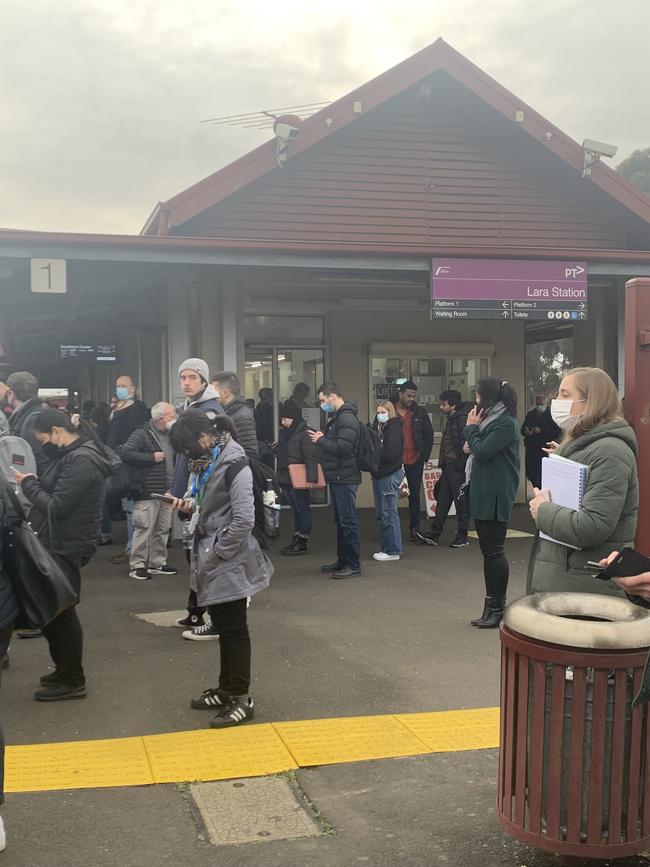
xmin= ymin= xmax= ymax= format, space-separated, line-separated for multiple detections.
xmin=225 ymin=456 xmax=280 ymax=550
xmin=356 ymin=421 xmax=381 ymax=474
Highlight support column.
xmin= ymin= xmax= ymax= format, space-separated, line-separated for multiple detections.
xmin=624 ymin=278 xmax=650 ymax=553
xmin=166 ymin=275 xmax=192 ymax=407
xmin=220 ymin=275 xmax=244 ymax=379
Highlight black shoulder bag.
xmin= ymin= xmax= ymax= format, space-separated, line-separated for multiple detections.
xmin=0 ymin=483 xmax=77 ymax=629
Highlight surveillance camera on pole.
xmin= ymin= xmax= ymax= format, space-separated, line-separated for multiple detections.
xmin=582 ymin=138 xmax=618 ymax=177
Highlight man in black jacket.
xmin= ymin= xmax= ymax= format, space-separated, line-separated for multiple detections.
xmin=212 ymin=372 xmax=259 ymax=459
xmin=417 ymin=390 xmax=470 ymax=548
xmin=308 ymin=382 xmax=361 ymax=579
xmin=121 ymin=402 xmax=178 ymax=580
xmin=395 ymin=381 xmax=434 ymax=541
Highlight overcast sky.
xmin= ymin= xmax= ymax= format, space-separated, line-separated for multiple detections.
xmin=1 ymin=0 xmax=648 ymax=234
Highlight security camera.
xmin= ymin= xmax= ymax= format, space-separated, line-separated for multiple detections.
xmin=275 ymin=122 xmax=300 ymax=142
xmin=582 ymin=138 xmax=617 ymax=159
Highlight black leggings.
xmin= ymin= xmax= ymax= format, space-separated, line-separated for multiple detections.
xmin=474 ymin=519 xmax=509 ymax=598
xmin=41 ymin=552 xmax=84 ymax=687
xmin=207 ymin=597 xmax=250 ymax=696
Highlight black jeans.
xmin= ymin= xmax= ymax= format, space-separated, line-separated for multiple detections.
xmin=0 ymin=623 xmax=13 ymax=806
xmin=41 ymin=552 xmax=84 ymax=687
xmin=404 ymin=460 xmax=425 ymax=529
xmin=283 ymin=485 xmax=312 ymax=538
xmin=329 ymin=483 xmax=360 ymax=570
xmin=429 ymin=462 xmax=469 ymax=538
xmin=474 ymin=519 xmax=509 ymax=598
xmin=207 ymin=598 xmax=250 ymax=696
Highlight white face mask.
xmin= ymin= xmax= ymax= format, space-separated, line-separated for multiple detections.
xmin=377 ymin=413 xmax=389 ymax=424
xmin=550 ymin=398 xmax=585 ymax=430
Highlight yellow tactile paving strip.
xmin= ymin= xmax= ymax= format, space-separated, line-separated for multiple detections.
xmin=5 ymin=706 xmax=500 ymax=794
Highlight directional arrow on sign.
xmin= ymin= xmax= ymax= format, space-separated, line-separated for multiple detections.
xmin=579 ymin=302 xmax=586 ymax=310
xmin=502 ymin=300 xmax=509 ymax=309
xmin=502 ymin=311 xmax=510 ymax=319
xmin=579 ymin=312 xmax=586 ymax=319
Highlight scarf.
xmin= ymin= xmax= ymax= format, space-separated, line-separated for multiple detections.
xmin=464 ymin=401 xmax=507 ymax=484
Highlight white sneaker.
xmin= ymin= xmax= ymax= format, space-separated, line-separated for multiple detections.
xmin=373 ymin=552 xmax=400 ymax=561
xmin=0 ymin=815 xmax=6 ymax=851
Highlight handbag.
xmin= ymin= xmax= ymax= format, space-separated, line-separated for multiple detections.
xmin=288 ymin=463 xmax=326 ymax=489
xmin=0 ymin=483 xmax=77 ymax=629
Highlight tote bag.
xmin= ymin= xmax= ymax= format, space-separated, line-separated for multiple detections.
xmin=1 ymin=484 xmax=76 ymax=629
xmin=288 ymin=464 xmax=326 ymax=490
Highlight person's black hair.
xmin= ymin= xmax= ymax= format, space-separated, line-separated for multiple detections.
xmin=82 ymin=400 xmax=96 ymax=412
xmin=258 ymin=387 xmax=273 ymax=401
xmin=32 ymin=408 xmax=77 ymax=434
xmin=169 ymin=409 xmax=238 ymax=454
xmin=476 ymin=377 xmax=518 ymax=417
xmin=318 ymin=381 xmax=341 ymax=398
xmin=293 ymin=382 xmax=310 ymax=397
xmin=440 ymin=389 xmax=462 ymax=408
xmin=399 ymin=380 xmax=417 ymax=393
xmin=212 ymin=371 xmax=241 ymax=395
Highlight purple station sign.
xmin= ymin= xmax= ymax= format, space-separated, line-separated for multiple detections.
xmin=431 ymin=258 xmax=588 ymax=321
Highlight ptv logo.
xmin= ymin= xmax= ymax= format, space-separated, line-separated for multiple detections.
xmin=434 ymin=265 xmax=452 ymax=276
xmin=564 ymin=266 xmax=585 ymax=279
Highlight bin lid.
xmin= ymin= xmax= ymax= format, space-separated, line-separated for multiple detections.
xmin=503 ymin=593 xmax=650 ymax=649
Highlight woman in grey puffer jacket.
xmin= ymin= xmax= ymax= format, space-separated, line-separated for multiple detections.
xmin=170 ymin=410 xmax=273 ymax=729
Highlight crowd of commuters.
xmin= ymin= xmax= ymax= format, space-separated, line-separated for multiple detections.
xmin=0 ymin=358 xmax=647 ymax=852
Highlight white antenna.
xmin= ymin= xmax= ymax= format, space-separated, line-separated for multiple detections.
xmin=201 ymin=101 xmax=330 ymax=130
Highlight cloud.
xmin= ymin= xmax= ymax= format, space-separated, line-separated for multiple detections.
xmin=0 ymin=0 xmax=648 ymax=233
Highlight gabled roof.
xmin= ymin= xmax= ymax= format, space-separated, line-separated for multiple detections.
xmin=142 ymin=38 xmax=650 ymax=236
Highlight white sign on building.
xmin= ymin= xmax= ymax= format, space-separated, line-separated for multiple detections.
xmin=30 ymin=258 xmax=67 ymax=294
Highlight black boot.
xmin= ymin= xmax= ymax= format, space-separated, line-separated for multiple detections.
xmin=470 ymin=598 xmax=490 ymax=626
xmin=475 ymin=596 xmax=506 ymax=629
xmin=281 ymin=535 xmax=308 ymax=556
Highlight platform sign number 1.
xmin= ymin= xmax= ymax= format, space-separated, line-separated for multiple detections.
xmin=30 ymin=258 xmax=67 ymax=294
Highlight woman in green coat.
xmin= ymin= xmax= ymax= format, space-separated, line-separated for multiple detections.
xmin=464 ymin=378 xmax=520 ymax=629
xmin=529 ymin=367 xmax=638 ymax=596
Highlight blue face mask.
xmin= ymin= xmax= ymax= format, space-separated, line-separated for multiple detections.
xmin=377 ymin=413 xmax=389 ymax=424
xmin=321 ymin=402 xmax=334 ymax=414
xmin=116 ymin=386 xmax=130 ymax=401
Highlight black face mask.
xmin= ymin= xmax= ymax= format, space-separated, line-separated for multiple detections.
xmin=41 ymin=442 xmax=59 ymax=460
xmin=186 ymin=445 xmax=209 ymax=461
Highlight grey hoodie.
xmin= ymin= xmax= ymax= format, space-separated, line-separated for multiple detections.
xmin=171 ymin=385 xmax=224 ymax=498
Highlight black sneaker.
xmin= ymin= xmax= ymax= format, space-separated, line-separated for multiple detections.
xmin=40 ymin=670 xmax=61 ymax=686
xmin=415 ymin=530 xmax=439 ymax=546
xmin=129 ymin=568 xmax=151 ymax=580
xmin=320 ymin=561 xmax=343 ymax=573
xmin=34 ymin=682 xmax=87 ymax=702
xmin=191 ymin=687 xmax=230 ymax=710
xmin=409 ymin=529 xmax=421 ymax=543
xmin=210 ymin=696 xmax=254 ymax=728
xmin=450 ymin=535 xmax=470 ymax=548
xmin=176 ymin=614 xmax=203 ymax=629
xmin=148 ymin=564 xmax=179 ymax=575
xmin=332 ymin=566 xmax=361 ymax=579
xmin=182 ymin=618 xmax=219 ymax=641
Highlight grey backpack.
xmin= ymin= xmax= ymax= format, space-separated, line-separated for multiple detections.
xmin=0 ymin=435 xmax=37 ymax=510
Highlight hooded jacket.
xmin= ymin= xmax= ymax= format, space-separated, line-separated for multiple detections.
xmin=371 ymin=416 xmax=404 ymax=480
xmin=276 ymin=418 xmax=320 ymax=486
xmin=531 ymin=420 xmax=639 ymax=596
xmin=397 ymin=402 xmax=434 ymax=464
xmin=170 ymin=385 xmax=224 ymax=498
xmin=21 ymin=436 xmax=113 ymax=557
xmin=317 ymin=401 xmax=361 ymax=485
xmin=223 ymin=397 xmax=259 ymax=459
xmin=190 ymin=437 xmax=273 ymax=606
xmin=0 ymin=476 xmax=20 ymax=631
xmin=464 ymin=414 xmax=520 ymax=522
xmin=106 ymin=399 xmax=150 ymax=449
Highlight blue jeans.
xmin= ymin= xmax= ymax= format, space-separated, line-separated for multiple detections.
xmin=283 ymin=485 xmax=312 ymax=538
xmin=121 ymin=497 xmax=134 ymax=552
xmin=100 ymin=499 xmax=112 ymax=540
xmin=329 ymin=484 xmax=360 ymax=570
xmin=372 ymin=469 xmax=404 ymax=555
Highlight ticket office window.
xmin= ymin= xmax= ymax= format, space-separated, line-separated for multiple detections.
xmin=369 ymin=353 xmax=490 ymax=437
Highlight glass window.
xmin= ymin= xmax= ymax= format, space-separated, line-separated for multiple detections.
xmin=369 ymin=353 xmax=489 ymax=436
xmin=244 ymin=315 xmax=323 ymax=345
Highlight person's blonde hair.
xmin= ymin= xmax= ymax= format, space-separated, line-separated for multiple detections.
xmin=562 ymin=367 xmax=623 ymax=440
xmin=376 ymin=400 xmax=396 ymax=419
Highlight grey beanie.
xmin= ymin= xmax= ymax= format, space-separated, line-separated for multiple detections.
xmin=178 ymin=357 xmax=209 ymax=383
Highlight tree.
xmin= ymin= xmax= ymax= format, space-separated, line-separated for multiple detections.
xmin=617 ymin=148 xmax=650 ymax=194
xmin=525 ymin=338 xmax=573 ymax=406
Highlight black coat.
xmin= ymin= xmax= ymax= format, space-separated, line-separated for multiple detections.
xmin=371 ymin=416 xmax=404 ymax=479
xmin=317 ymin=401 xmax=361 ymax=485
xmin=120 ymin=424 xmax=172 ymax=499
xmin=0 ymin=477 xmax=20 ymax=631
xmin=106 ymin=400 xmax=150 ymax=449
xmin=399 ymin=403 xmax=434 ymax=463
xmin=224 ymin=398 xmax=259 ymax=459
xmin=21 ymin=436 xmax=112 ymax=558
xmin=438 ymin=404 xmax=470 ymax=469
xmin=276 ymin=419 xmax=321 ymax=486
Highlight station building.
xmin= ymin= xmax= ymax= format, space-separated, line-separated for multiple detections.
xmin=1 ymin=38 xmax=649 ymax=506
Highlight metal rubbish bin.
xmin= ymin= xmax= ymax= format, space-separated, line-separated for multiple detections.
xmin=497 ymin=592 xmax=650 ymax=861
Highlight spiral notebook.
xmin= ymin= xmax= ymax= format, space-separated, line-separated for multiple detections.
xmin=538 ymin=454 xmax=589 ymax=549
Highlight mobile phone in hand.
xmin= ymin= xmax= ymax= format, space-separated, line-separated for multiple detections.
xmin=150 ymin=493 xmax=175 ymax=504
